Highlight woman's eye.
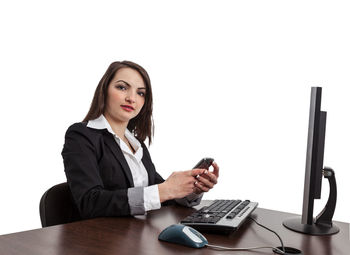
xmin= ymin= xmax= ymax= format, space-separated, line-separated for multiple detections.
xmin=138 ymin=91 xmax=145 ymax=97
xmin=116 ymin=85 xmax=127 ymax=90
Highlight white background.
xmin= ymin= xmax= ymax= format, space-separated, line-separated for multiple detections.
xmin=0 ymin=0 xmax=349 ymax=235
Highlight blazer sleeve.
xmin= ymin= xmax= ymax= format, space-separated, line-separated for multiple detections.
xmin=62 ymin=123 xmax=132 ymax=219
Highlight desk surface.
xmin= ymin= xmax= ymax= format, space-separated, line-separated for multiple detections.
xmin=0 ymin=203 xmax=349 ymax=255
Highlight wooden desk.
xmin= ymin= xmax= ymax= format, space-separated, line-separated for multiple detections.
xmin=0 ymin=204 xmax=349 ymax=255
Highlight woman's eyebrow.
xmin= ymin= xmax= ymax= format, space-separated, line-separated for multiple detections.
xmin=115 ymin=80 xmax=131 ymax=87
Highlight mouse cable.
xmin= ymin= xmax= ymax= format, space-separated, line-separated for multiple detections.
xmin=205 ymin=244 xmax=284 ymax=253
xmin=205 ymin=217 xmax=286 ymax=254
xmin=248 ymin=216 xmax=285 ymax=253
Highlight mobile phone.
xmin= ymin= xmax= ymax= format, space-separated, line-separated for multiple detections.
xmin=193 ymin=157 xmax=214 ymax=170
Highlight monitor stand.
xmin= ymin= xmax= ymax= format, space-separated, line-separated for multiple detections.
xmin=283 ymin=167 xmax=339 ymax=235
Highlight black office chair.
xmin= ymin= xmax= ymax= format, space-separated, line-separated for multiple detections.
xmin=39 ymin=182 xmax=81 ymax=227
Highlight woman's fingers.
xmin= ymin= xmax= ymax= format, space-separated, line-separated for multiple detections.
xmin=196 ymin=170 xmax=217 ymax=184
xmin=190 ymin=168 xmax=206 ymax=177
xmin=203 ymin=171 xmax=218 ymax=184
xmin=164 ymin=165 xmax=219 ymax=199
xmin=212 ymin=161 xmax=219 ymax=178
xmin=195 ymin=181 xmax=210 ymax=192
xmin=196 ymin=175 xmax=214 ymax=189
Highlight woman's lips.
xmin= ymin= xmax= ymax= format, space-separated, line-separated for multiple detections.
xmin=121 ymin=105 xmax=134 ymax=112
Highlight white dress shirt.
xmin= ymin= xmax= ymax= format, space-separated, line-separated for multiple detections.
xmin=87 ymin=115 xmax=160 ymax=211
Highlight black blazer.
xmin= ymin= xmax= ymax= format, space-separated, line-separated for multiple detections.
xmin=62 ymin=122 xmax=166 ymax=219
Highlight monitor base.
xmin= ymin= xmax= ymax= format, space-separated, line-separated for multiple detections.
xmin=283 ymin=217 xmax=339 ymax=235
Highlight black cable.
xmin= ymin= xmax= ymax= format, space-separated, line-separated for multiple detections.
xmin=248 ymin=216 xmax=285 ymax=253
xmin=204 ymin=216 xmax=287 ymax=254
xmin=206 ymin=244 xmax=285 ymax=253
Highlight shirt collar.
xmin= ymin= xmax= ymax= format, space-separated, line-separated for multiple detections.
xmin=87 ymin=115 xmax=142 ymax=160
xmin=124 ymin=129 xmax=141 ymax=155
xmin=87 ymin=114 xmax=115 ymax=135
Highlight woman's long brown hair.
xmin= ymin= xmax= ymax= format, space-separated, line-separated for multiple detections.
xmin=83 ymin=61 xmax=154 ymax=144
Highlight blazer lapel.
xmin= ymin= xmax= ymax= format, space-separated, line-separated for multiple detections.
xmin=140 ymin=143 xmax=156 ymax=185
xmin=102 ymin=131 xmax=135 ymax=187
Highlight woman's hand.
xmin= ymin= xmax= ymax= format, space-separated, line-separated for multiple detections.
xmin=158 ymin=169 xmax=206 ymax=202
xmin=193 ymin=161 xmax=219 ymax=194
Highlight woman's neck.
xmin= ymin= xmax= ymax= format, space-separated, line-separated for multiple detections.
xmin=104 ymin=113 xmax=128 ymax=138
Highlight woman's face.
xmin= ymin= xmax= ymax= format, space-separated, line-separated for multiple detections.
xmin=105 ymin=67 xmax=146 ymax=125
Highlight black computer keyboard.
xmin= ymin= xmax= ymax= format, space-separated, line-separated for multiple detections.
xmin=180 ymin=199 xmax=258 ymax=234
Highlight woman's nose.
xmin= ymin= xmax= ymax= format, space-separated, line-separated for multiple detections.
xmin=126 ymin=91 xmax=136 ymax=103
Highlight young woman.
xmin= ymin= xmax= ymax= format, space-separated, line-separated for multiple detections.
xmin=62 ymin=61 xmax=219 ymax=219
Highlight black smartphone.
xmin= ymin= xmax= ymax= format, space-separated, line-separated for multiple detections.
xmin=193 ymin=157 xmax=214 ymax=169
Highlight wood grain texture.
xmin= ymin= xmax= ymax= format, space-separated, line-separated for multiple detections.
xmin=0 ymin=203 xmax=349 ymax=255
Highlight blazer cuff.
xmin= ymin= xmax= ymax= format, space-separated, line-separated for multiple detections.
xmin=127 ymin=187 xmax=145 ymax=215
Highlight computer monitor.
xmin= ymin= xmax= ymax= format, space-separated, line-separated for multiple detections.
xmin=283 ymin=87 xmax=339 ymax=235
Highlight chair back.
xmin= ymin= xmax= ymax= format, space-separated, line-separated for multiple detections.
xmin=39 ymin=182 xmax=81 ymax=227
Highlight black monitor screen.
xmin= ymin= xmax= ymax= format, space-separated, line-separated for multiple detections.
xmin=283 ymin=87 xmax=339 ymax=235
xmin=302 ymin=87 xmax=326 ymax=224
